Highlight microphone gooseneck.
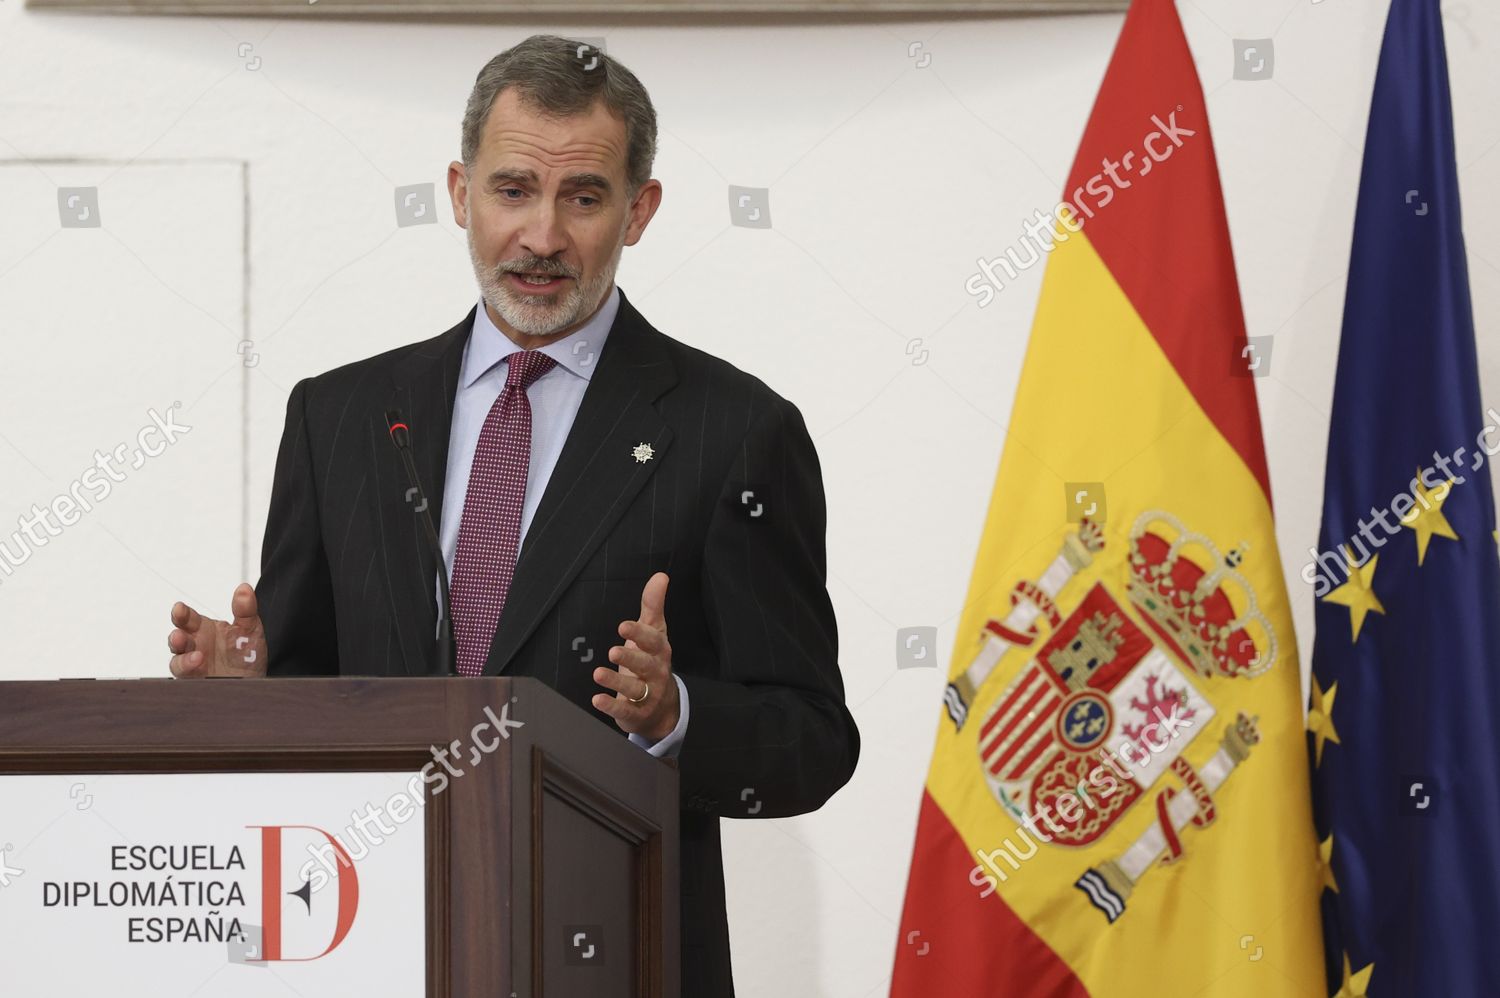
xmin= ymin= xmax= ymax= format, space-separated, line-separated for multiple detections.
xmin=385 ymin=409 xmax=458 ymax=676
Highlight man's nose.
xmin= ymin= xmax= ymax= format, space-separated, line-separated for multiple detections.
xmin=518 ymin=201 xmax=567 ymax=261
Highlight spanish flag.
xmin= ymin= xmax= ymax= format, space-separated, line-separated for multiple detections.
xmin=891 ymin=1 xmax=1323 ymax=995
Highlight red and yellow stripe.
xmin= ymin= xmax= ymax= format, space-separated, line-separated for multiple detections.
xmin=892 ymin=1 xmax=1322 ymax=994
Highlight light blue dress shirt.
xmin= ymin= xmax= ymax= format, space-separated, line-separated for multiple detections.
xmin=437 ymin=284 xmax=687 ymax=758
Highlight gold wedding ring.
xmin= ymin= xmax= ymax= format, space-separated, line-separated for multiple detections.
xmin=627 ymin=680 xmax=650 ymax=704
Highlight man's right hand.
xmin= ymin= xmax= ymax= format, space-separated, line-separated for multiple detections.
xmin=168 ymin=583 xmax=268 ymax=678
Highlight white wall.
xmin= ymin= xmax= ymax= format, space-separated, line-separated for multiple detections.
xmin=1 ymin=2 xmax=1497 ymax=995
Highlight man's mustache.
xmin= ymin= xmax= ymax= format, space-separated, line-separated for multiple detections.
xmin=498 ymin=261 xmax=576 ymax=279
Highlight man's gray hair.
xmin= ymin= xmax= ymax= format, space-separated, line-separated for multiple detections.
xmin=461 ymin=35 xmax=658 ymax=199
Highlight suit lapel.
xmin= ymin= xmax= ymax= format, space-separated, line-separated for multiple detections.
xmin=482 ymin=289 xmax=678 ymax=676
xmin=374 ymin=306 xmax=472 ymax=676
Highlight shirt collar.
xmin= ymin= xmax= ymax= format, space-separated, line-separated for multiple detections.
xmin=461 ymin=283 xmax=620 ymax=389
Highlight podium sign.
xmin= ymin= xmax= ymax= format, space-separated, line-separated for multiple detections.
xmin=0 ymin=771 xmax=426 ymax=992
xmin=0 ymin=677 xmax=679 ymax=997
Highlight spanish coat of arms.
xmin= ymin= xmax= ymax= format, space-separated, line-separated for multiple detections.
xmin=942 ymin=511 xmax=1276 ymax=923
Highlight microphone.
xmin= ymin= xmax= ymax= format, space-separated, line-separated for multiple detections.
xmin=385 ymin=409 xmax=457 ymax=676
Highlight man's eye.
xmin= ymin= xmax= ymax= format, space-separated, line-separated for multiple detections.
xmin=497 ymin=188 xmax=523 ymax=200
xmin=575 ymin=196 xmax=599 ymax=208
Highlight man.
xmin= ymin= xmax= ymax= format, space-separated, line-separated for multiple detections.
xmin=164 ymin=34 xmax=858 ymax=995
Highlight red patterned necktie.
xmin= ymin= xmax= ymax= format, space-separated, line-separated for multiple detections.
xmin=450 ymin=349 xmax=557 ymax=676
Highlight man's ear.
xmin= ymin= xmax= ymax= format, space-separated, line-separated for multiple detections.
xmin=447 ymin=161 xmax=469 ymax=229
xmin=623 ymin=179 xmax=663 ymax=247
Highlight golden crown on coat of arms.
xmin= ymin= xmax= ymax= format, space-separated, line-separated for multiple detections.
xmin=1124 ymin=510 xmax=1276 ymax=679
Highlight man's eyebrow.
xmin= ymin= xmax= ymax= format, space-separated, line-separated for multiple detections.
xmin=485 ymin=168 xmax=613 ymax=193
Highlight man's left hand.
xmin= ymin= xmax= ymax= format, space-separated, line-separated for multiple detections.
xmin=593 ymin=571 xmax=680 ymax=742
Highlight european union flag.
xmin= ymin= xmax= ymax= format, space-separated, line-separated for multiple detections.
xmin=1306 ymin=0 xmax=1500 ymax=994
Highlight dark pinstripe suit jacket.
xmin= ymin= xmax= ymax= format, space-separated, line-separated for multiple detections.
xmin=257 ymin=287 xmax=860 ymax=995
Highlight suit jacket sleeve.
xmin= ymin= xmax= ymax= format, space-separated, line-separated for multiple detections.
xmin=676 ymin=394 xmax=860 ymax=818
xmin=258 ymin=377 xmax=340 ymax=677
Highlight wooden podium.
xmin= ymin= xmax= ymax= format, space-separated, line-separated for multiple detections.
xmin=0 ymin=676 xmax=679 ymax=998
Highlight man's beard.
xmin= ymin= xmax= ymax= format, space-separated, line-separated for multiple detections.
xmin=468 ymin=222 xmax=625 ymax=338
